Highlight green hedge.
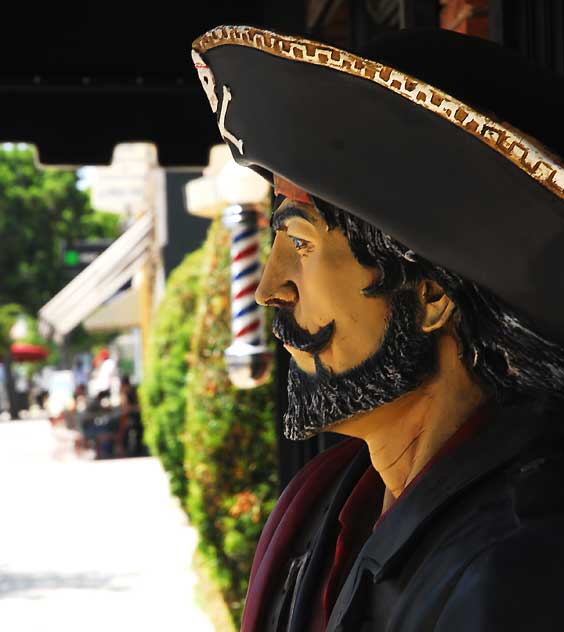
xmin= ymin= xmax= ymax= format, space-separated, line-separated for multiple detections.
xmin=185 ymin=219 xmax=277 ymax=628
xmin=141 ymin=218 xmax=277 ymax=628
xmin=140 ymin=247 xmax=204 ymax=502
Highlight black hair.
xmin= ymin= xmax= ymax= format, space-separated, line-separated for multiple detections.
xmin=312 ymin=196 xmax=564 ymax=409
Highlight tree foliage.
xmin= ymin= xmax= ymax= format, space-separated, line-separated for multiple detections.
xmin=0 ymin=304 xmax=25 ymax=354
xmin=0 ymin=145 xmax=120 ymax=314
xmin=140 ymin=247 xmax=204 ymax=501
xmin=140 ymin=217 xmax=278 ymax=629
xmin=184 ymin=219 xmax=277 ymax=628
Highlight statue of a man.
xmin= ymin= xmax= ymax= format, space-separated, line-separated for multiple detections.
xmin=192 ymin=25 xmax=564 ymax=632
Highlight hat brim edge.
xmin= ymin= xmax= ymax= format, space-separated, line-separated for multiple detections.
xmin=193 ymin=25 xmax=564 ymax=204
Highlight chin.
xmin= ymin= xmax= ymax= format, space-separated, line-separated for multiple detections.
xmin=285 ymin=345 xmax=316 ymax=374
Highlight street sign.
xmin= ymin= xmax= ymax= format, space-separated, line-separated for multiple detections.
xmin=62 ymin=239 xmax=115 ymax=277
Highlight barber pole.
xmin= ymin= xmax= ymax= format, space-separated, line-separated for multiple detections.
xmin=229 ymin=211 xmax=262 ymax=345
xmin=223 ymin=204 xmax=272 ymax=388
xmin=184 ymin=145 xmax=273 ymax=388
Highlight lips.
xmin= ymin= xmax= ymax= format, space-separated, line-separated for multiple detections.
xmin=272 ymin=308 xmax=335 ymax=355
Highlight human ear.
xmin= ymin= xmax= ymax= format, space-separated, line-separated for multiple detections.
xmin=418 ymin=280 xmax=457 ymax=333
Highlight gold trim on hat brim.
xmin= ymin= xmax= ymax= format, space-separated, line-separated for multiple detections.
xmin=193 ymin=25 xmax=564 ymax=203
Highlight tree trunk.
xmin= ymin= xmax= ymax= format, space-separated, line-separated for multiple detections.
xmin=3 ymin=352 xmax=18 ymax=420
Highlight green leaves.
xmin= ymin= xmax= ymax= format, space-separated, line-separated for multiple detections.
xmin=139 ymin=246 xmax=205 ymax=503
xmin=0 ymin=303 xmax=25 ymax=354
xmin=184 ymin=220 xmax=277 ymax=628
xmin=0 ymin=145 xmax=120 ymax=314
xmin=140 ymin=218 xmax=277 ymax=629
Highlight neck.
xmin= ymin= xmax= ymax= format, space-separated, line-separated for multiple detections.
xmin=332 ymin=334 xmax=485 ymax=500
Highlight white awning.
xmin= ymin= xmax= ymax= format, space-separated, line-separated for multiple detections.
xmin=83 ymin=286 xmax=140 ymax=332
xmin=39 ymin=214 xmax=152 ymax=338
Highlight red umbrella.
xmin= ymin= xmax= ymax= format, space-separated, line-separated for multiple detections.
xmin=10 ymin=342 xmax=49 ymax=363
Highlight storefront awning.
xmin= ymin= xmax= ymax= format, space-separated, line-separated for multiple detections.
xmin=39 ymin=214 xmax=152 ymax=339
xmin=83 ymin=285 xmax=140 ymax=332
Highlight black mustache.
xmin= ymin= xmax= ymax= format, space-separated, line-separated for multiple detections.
xmin=272 ymin=308 xmax=334 ymax=354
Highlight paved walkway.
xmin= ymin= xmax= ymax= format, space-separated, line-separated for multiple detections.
xmin=0 ymin=419 xmax=216 ymax=632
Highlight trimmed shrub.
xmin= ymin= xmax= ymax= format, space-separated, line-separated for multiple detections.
xmin=140 ymin=247 xmax=204 ymax=502
xmin=185 ymin=218 xmax=277 ymax=628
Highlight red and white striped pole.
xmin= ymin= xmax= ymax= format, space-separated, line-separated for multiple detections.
xmin=223 ymin=204 xmax=272 ymax=388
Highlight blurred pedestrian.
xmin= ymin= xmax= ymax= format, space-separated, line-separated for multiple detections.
xmin=117 ymin=376 xmax=145 ymax=457
xmin=89 ymin=349 xmax=117 ymax=402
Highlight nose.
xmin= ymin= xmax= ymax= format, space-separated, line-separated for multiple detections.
xmin=255 ymin=236 xmax=298 ymax=307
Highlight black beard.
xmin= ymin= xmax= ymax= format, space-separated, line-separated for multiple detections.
xmin=284 ymin=290 xmax=438 ymax=440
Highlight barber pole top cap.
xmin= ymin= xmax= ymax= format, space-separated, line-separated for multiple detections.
xmin=186 ymin=144 xmax=270 ymax=218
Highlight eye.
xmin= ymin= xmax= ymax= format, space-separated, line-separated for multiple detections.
xmin=289 ymin=236 xmax=310 ymax=251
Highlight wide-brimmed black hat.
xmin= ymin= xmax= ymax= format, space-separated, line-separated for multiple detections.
xmin=191 ymin=26 xmax=564 ymax=344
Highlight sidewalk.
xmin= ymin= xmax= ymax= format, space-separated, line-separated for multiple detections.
xmin=0 ymin=419 xmax=216 ymax=632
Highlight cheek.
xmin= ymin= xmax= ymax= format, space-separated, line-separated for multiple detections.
xmin=293 ymin=254 xmax=340 ymax=327
xmin=315 ymin=241 xmax=388 ymax=372
xmin=319 ymin=294 xmax=389 ymax=372
xmin=315 ymin=244 xmax=378 ymax=320
xmin=291 ymin=227 xmax=390 ymax=373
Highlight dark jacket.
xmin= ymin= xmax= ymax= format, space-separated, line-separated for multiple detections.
xmin=245 ymin=406 xmax=564 ymax=631
xmin=243 ymin=437 xmax=374 ymax=632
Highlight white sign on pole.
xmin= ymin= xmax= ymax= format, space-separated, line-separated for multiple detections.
xmin=91 ymin=143 xmax=158 ymax=217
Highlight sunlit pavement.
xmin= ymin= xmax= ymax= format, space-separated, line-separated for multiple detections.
xmin=0 ymin=419 xmax=215 ymax=632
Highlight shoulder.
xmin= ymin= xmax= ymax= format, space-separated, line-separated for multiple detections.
xmin=436 ymin=520 xmax=564 ymax=630
xmin=244 ymin=438 xmax=368 ymax=627
xmin=250 ymin=438 xmax=366 ymax=571
xmin=436 ymin=451 xmax=564 ymax=631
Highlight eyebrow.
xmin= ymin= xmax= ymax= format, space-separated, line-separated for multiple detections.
xmin=271 ymin=205 xmax=317 ymax=231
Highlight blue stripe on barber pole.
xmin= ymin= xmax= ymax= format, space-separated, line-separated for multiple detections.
xmin=233 ymin=261 xmax=260 ymax=281
xmin=233 ymin=227 xmax=257 ymax=243
xmin=234 ymin=302 xmax=259 ymax=319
